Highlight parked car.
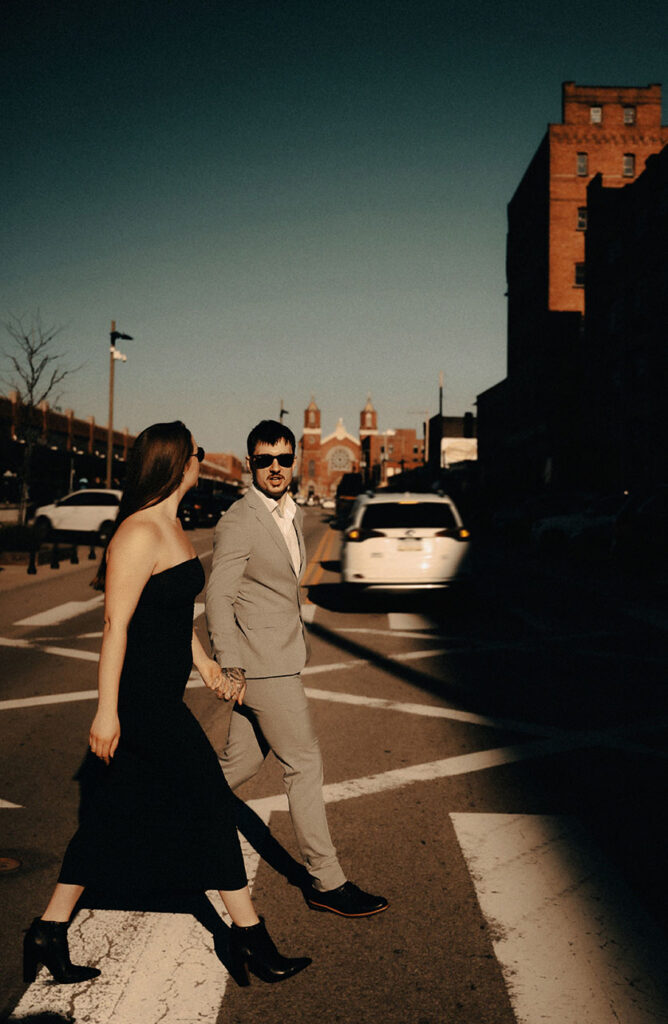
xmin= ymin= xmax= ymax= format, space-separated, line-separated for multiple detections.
xmin=335 ymin=472 xmax=364 ymax=521
xmin=530 ymin=494 xmax=624 ymax=559
xmin=321 ymin=497 xmax=335 ymax=510
xmin=178 ymin=489 xmax=240 ymax=529
xmin=33 ymin=489 xmax=122 ymax=543
xmin=341 ymin=491 xmax=470 ymax=588
xmin=612 ymin=485 xmax=668 ymax=571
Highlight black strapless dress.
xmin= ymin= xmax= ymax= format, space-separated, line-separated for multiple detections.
xmin=59 ymin=557 xmax=247 ymax=893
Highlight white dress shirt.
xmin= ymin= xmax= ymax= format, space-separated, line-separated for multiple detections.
xmin=252 ymin=485 xmax=301 ymax=575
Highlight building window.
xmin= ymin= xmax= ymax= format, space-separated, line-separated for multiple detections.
xmin=623 ymin=106 xmax=636 ymax=125
xmin=329 ymin=447 xmax=351 ymax=471
xmin=308 ymin=460 xmax=315 ymax=477
xmin=577 ymin=207 xmax=587 ymax=230
xmin=577 ymin=152 xmax=588 ymax=176
xmin=623 ymin=153 xmax=635 ymax=177
xmin=589 ymin=106 xmax=602 ymax=124
xmin=575 ymin=262 xmax=585 ymax=287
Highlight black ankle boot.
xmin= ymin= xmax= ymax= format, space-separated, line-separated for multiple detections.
xmin=23 ymin=918 xmax=101 ymax=984
xmin=229 ymin=917 xmax=311 ymax=985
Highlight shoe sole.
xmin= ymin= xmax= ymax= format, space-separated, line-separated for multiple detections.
xmin=306 ymin=899 xmax=389 ymax=917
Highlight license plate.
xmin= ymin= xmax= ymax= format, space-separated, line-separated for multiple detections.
xmin=397 ymin=539 xmax=423 ymax=551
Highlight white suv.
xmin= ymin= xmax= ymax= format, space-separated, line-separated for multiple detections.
xmin=34 ymin=489 xmax=122 ymax=543
xmin=341 ymin=491 xmax=470 ymax=588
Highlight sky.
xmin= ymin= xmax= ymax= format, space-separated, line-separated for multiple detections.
xmin=2 ymin=0 xmax=667 ymax=459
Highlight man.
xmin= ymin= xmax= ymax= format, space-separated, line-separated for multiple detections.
xmin=206 ymin=419 xmax=388 ymax=918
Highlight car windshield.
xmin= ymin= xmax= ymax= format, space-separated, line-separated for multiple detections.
xmin=360 ymin=502 xmax=457 ymax=530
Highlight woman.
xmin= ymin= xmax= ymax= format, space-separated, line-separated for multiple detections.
xmin=23 ymin=421 xmax=310 ymax=988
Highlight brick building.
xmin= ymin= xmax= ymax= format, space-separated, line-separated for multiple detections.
xmin=0 ymin=392 xmax=241 ymax=507
xmin=362 ymin=426 xmax=425 ymax=488
xmin=583 ymin=145 xmax=668 ymax=493
xmin=478 ymin=82 xmax=668 ymax=498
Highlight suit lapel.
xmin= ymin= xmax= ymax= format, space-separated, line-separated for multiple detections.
xmin=295 ymin=508 xmax=306 ymax=581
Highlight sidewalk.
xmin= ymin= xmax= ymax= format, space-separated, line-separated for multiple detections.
xmin=0 ymin=544 xmax=102 ymax=591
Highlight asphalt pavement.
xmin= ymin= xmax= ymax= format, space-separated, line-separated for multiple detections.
xmin=1 ymin=514 xmax=668 ymax=1023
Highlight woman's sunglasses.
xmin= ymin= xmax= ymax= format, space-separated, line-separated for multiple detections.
xmin=252 ymin=453 xmax=294 ymax=469
xmin=194 ymin=447 xmax=205 ymax=462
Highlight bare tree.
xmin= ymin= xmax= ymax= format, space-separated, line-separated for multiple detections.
xmin=2 ymin=313 xmax=80 ymax=524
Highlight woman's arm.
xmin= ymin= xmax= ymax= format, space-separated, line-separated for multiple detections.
xmin=89 ymin=522 xmax=158 ymax=764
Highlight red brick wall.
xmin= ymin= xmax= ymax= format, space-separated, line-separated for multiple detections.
xmin=549 ymin=84 xmax=667 ymax=312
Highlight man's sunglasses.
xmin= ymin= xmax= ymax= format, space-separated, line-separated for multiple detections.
xmin=194 ymin=447 xmax=205 ymax=462
xmin=252 ymin=453 xmax=294 ymax=469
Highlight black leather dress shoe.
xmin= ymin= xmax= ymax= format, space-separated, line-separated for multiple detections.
xmin=306 ymin=881 xmax=389 ymax=917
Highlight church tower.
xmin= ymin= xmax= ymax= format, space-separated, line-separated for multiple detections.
xmin=359 ymin=395 xmax=378 ymax=439
xmin=304 ymin=397 xmax=321 ymax=435
xmin=300 ymin=397 xmax=322 ymax=496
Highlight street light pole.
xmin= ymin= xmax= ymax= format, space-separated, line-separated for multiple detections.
xmin=106 ymin=320 xmax=132 ymax=488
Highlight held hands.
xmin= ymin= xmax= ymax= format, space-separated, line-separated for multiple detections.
xmin=200 ymin=660 xmax=246 ymax=705
xmin=89 ymin=710 xmax=121 ymax=765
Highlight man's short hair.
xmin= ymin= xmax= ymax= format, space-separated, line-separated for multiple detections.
xmin=247 ymin=419 xmax=296 ymax=456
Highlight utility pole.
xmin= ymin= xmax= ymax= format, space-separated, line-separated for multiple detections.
xmin=106 ymin=321 xmax=132 ymax=488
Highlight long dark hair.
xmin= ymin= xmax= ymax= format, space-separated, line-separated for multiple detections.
xmin=92 ymin=420 xmax=193 ymax=590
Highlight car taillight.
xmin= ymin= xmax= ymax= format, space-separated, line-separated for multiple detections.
xmin=435 ymin=527 xmax=470 ymax=540
xmin=345 ymin=528 xmax=385 ymax=542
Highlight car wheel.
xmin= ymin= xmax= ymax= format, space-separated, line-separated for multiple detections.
xmin=98 ymin=520 xmax=115 ymax=545
xmin=34 ymin=516 xmax=52 ymax=542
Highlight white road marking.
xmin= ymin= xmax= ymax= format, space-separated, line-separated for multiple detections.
xmin=0 ymin=689 xmax=98 ymax=711
xmin=388 ymin=612 xmax=441 ymax=631
xmin=1 ymin=798 xmax=22 ymax=808
xmin=0 ymin=636 xmax=99 ymax=662
xmin=451 ymin=813 xmax=668 ymax=1024
xmin=303 ymin=687 xmax=559 ymax=735
xmin=338 ymin=626 xmax=452 ymax=639
xmin=234 ymin=737 xmax=584 ymax=822
xmin=9 ymin=800 xmax=269 ymax=1023
xmin=7 ymin=679 xmax=668 ymax=1020
xmin=7 ymin=906 xmax=233 ymax=1023
xmin=14 ymin=595 xmax=104 ymax=627
xmin=302 ymin=603 xmax=317 ymax=623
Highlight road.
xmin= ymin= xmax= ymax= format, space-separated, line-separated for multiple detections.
xmin=1 ymin=508 xmax=668 ymax=1023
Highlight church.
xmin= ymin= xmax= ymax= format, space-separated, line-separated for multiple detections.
xmin=296 ymin=396 xmax=425 ymax=499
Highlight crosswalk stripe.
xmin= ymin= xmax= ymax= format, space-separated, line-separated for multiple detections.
xmin=388 ymin=612 xmax=441 ymax=631
xmin=14 ymin=595 xmax=104 ymax=627
xmin=451 ymin=813 xmax=668 ymax=1024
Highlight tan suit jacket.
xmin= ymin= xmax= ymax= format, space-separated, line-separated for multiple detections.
xmin=205 ymin=488 xmax=307 ymax=678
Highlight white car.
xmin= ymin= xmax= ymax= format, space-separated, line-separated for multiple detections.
xmin=341 ymin=491 xmax=470 ymax=588
xmin=321 ymin=497 xmax=335 ymax=510
xmin=34 ymin=489 xmax=122 ymax=543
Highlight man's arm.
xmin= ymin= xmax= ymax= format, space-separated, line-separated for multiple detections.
xmin=205 ymin=509 xmax=251 ymax=671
